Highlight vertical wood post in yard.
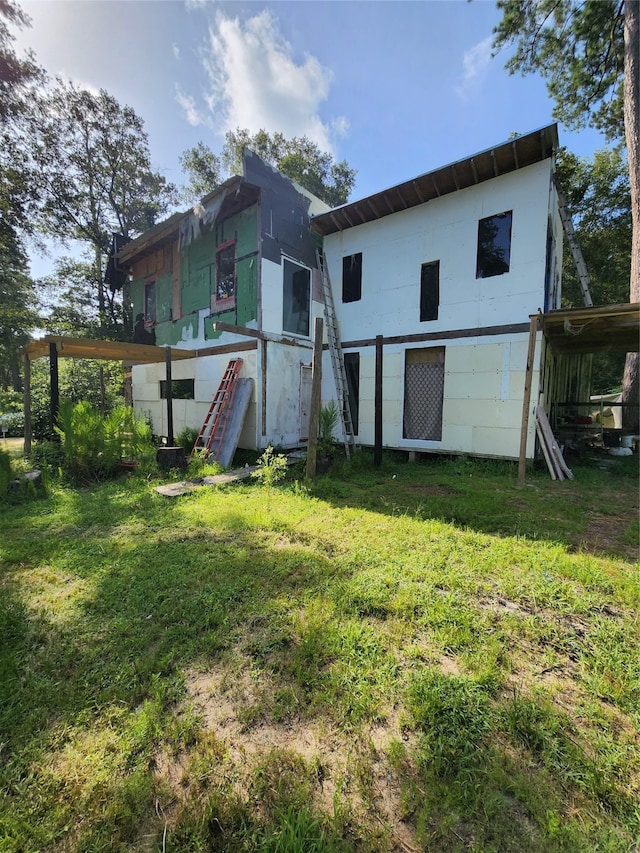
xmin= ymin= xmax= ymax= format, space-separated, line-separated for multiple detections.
xmin=23 ymin=352 xmax=31 ymax=455
xmin=99 ymin=365 xmax=106 ymax=413
xmin=49 ymin=342 xmax=59 ymax=438
xmin=374 ymin=335 xmax=383 ymax=467
xmin=306 ymin=317 xmax=324 ymax=478
xmin=165 ymin=346 xmax=174 ymax=446
xmin=518 ymin=314 xmax=540 ymax=486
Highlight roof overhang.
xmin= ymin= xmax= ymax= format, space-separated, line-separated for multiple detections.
xmin=311 ymin=124 xmax=559 ymax=237
xmin=539 ymin=303 xmax=640 ymax=355
xmin=22 ymin=336 xmax=195 ymax=364
xmin=116 ymin=177 xmax=260 ymax=266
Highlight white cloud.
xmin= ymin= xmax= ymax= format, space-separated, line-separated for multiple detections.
xmin=172 ymin=43 xmax=180 ymax=61
xmin=185 ymin=10 xmax=346 ymax=152
xmin=455 ymin=35 xmax=493 ymax=100
xmin=175 ymin=86 xmax=213 ymax=129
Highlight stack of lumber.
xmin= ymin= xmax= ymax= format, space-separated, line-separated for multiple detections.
xmin=535 ymin=405 xmax=574 ymax=481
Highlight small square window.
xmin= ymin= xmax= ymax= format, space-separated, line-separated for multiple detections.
xmin=476 ymin=211 xmax=512 ymax=278
xmin=342 ymin=253 xmax=362 ymax=303
xmin=420 ymin=261 xmax=439 ymax=322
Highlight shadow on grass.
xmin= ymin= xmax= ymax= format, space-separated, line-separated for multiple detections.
xmin=0 ymin=462 xmax=638 ymax=851
xmin=304 ymin=449 xmax=639 ymax=562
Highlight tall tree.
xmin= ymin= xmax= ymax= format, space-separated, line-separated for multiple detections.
xmin=494 ymin=0 xmax=639 ymax=430
xmin=27 ymin=83 xmax=178 ymax=336
xmin=556 ymin=147 xmax=631 ymax=308
xmin=0 ymin=241 xmax=40 ymax=391
xmin=0 ymin=0 xmax=44 ymax=254
xmin=556 ymin=147 xmax=631 ymax=392
xmin=179 ymin=141 xmax=222 ymax=204
xmin=181 ymin=128 xmax=356 ymax=208
xmin=39 ymin=256 xmax=106 ymax=339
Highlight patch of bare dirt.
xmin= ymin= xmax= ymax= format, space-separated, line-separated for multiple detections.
xmin=571 ymin=510 xmax=639 ymax=561
xmin=406 ymin=484 xmax=460 ymax=497
xmin=151 ymin=662 xmax=422 ymax=852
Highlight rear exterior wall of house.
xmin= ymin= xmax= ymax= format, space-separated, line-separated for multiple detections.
xmin=320 ymin=159 xmax=562 ymax=459
xmin=128 ymin=194 xmax=324 ymax=449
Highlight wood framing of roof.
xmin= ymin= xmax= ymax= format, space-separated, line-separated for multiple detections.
xmin=23 ymin=336 xmax=195 ymax=363
xmin=311 ymin=124 xmax=559 ymax=237
xmin=115 ymin=177 xmax=260 ymax=265
xmin=538 ymin=303 xmax=640 ymax=355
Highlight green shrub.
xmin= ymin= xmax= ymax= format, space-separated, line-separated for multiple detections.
xmin=0 ymin=449 xmax=11 ymax=495
xmin=54 ymin=401 xmax=155 ymax=483
xmin=177 ymin=426 xmax=199 ymax=456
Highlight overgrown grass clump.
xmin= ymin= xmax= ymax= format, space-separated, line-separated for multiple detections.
xmin=0 ymin=452 xmax=638 ymax=851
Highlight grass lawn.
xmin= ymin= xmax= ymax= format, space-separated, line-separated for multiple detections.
xmin=0 ymin=451 xmax=638 ymax=852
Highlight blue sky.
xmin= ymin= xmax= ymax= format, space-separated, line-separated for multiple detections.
xmin=17 ymin=0 xmax=609 ymax=260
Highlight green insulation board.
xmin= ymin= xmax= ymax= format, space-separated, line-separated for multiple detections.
xmin=155 ymin=314 xmax=199 ymax=347
xmin=156 ymin=273 xmax=173 ymax=323
xmin=130 ymin=279 xmax=144 ymax=320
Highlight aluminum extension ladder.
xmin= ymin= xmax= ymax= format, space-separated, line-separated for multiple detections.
xmin=190 ymin=358 xmax=243 ymax=460
xmin=316 ymin=248 xmax=355 ymax=458
xmin=554 ymin=175 xmax=593 ymax=308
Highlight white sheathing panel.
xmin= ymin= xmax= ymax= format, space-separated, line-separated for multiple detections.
xmin=261 ymin=257 xmax=284 ymax=336
xmin=327 ymin=333 xmax=541 ymax=459
xmin=264 ymin=341 xmax=313 ymax=447
xmin=132 ymin=350 xmax=260 ymax=448
xmin=323 ymin=160 xmax=552 ymax=342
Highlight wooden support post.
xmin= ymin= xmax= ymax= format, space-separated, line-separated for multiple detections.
xmin=23 ymin=353 xmax=31 ymax=456
xmin=518 ymin=314 xmax=539 ymax=486
xmin=374 ymin=335 xmax=383 ymax=467
xmin=165 ymin=346 xmax=174 ymax=446
xmin=49 ymin=341 xmax=59 ymax=437
xmin=99 ymin=365 xmax=106 ymax=413
xmin=306 ymin=317 xmax=323 ymax=479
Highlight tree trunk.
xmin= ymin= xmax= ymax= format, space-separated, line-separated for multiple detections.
xmin=622 ymin=0 xmax=639 ymax=432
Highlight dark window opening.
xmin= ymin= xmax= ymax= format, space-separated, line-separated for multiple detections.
xmin=144 ymin=280 xmax=156 ymax=324
xmin=160 ymin=379 xmax=195 ymax=400
xmin=283 ymin=259 xmax=311 ymax=336
xmin=476 ymin=211 xmax=512 ymax=278
xmin=214 ymin=240 xmax=236 ymax=309
xmin=344 ymin=352 xmax=360 ymax=435
xmin=342 ymin=252 xmax=362 ymax=303
xmin=420 ymin=260 xmax=440 ymax=321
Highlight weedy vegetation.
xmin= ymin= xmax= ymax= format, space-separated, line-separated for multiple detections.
xmin=0 ymin=448 xmax=638 ymax=851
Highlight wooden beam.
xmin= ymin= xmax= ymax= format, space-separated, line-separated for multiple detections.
xmin=306 ymin=317 xmax=324 ymax=478
xmin=195 ymin=340 xmax=258 ymax=358
xmin=518 ymin=314 xmax=539 ymax=486
xmin=165 ymin=346 xmax=174 ymax=446
xmin=23 ymin=353 xmax=31 ymax=456
xmin=261 ymin=338 xmax=267 ymax=437
xmin=49 ymin=342 xmax=59 ymax=437
xmin=374 ymin=335 xmax=383 ymax=467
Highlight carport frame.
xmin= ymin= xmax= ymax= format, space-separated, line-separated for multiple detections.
xmin=517 ymin=303 xmax=640 ymax=485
